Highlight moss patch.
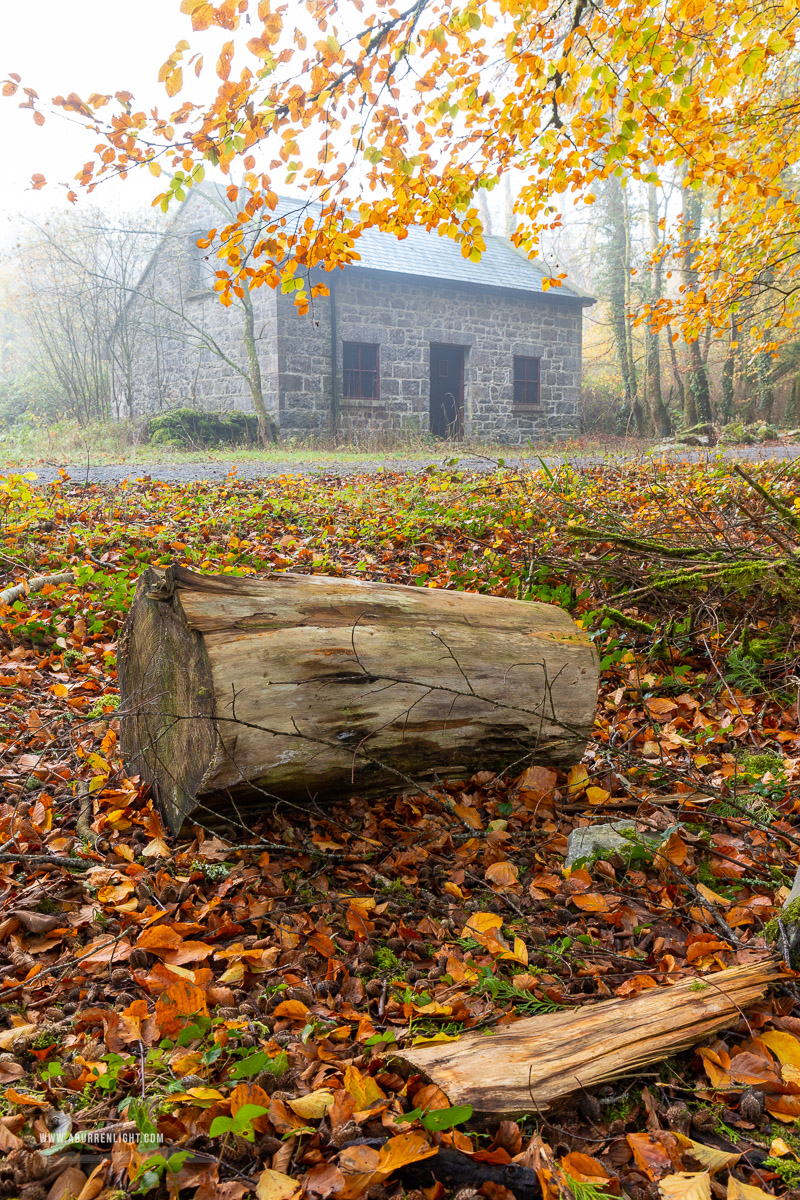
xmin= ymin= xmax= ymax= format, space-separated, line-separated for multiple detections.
xmin=146 ymin=408 xmax=267 ymax=448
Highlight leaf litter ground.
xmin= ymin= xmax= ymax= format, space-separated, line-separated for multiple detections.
xmin=2 ymin=460 xmax=800 ymax=1200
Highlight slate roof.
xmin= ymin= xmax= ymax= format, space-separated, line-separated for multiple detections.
xmin=191 ymin=189 xmax=593 ymax=303
xmin=336 ymin=219 xmax=593 ymax=303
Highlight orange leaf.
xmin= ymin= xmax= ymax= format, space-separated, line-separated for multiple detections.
xmin=561 ymin=1152 xmax=610 ymax=1184
xmin=485 ymin=861 xmax=519 ymax=888
xmin=273 ymin=999 xmax=309 ymax=1019
xmin=154 ymin=980 xmax=209 ymax=1038
xmin=627 ymin=1132 xmax=674 ymax=1180
xmin=377 ymin=1132 xmax=438 ymax=1175
xmin=571 ymin=893 xmax=609 ymax=913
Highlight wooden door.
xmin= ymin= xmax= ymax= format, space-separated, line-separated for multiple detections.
xmin=429 ymin=344 xmax=464 ymax=439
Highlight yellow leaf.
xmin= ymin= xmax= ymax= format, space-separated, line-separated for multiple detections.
xmin=344 ymin=1065 xmax=385 ymax=1110
xmin=413 ymin=1002 xmax=452 ymax=1017
xmin=695 ymin=883 xmax=732 ymax=908
xmin=567 ymin=764 xmax=589 ymax=795
xmin=675 ymin=1136 xmax=740 ymax=1174
xmin=461 ymin=912 xmax=503 ymax=938
xmin=218 ymin=961 xmax=245 ymax=985
xmin=377 ymin=1132 xmax=438 ymax=1175
xmin=141 ymin=837 xmax=171 ymax=858
xmin=659 ymin=1172 xmax=711 ymax=1200
xmin=186 ymin=1086 xmax=225 ymax=1102
xmin=728 ymin=1177 xmax=776 ymax=1200
xmin=52 ymin=683 xmax=68 ymax=698
xmin=288 ymin=1089 xmax=334 ymax=1120
xmin=165 ymin=67 xmax=183 ymax=98
xmin=511 ymin=936 xmax=529 ymax=965
xmin=586 ymin=786 xmax=610 ymax=805
xmin=411 ymin=1032 xmax=461 ymax=1046
xmin=769 ymin=1137 xmax=794 ymax=1158
xmin=760 ymin=1030 xmax=800 ymax=1068
xmin=255 ymin=1169 xmax=301 ymax=1200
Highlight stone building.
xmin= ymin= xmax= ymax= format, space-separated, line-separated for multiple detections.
xmin=124 ymin=191 xmax=594 ymax=442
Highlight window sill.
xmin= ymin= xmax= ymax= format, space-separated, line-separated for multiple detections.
xmin=513 ymin=404 xmax=542 ymax=413
xmin=340 ymin=396 xmax=382 ymax=406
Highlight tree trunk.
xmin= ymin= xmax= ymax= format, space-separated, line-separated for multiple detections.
xmin=721 ymin=313 xmax=737 ymax=424
xmin=786 ymin=374 xmax=800 ymax=427
xmin=118 ymin=565 xmax=599 ymax=833
xmin=646 ymin=184 xmax=671 ymax=437
xmin=666 ymin=328 xmax=688 ymax=423
xmin=241 ymin=287 xmax=277 ymax=444
xmin=757 ymin=351 xmax=775 ymax=422
xmin=681 ymin=183 xmax=713 ymax=426
xmin=398 ymin=958 xmax=781 ymax=1118
xmin=606 ymin=179 xmax=643 ymax=434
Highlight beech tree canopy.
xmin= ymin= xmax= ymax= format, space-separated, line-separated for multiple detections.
xmin=4 ymin=0 xmax=799 ymax=342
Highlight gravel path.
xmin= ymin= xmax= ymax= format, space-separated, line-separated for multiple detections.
xmin=13 ymin=442 xmax=800 ymax=486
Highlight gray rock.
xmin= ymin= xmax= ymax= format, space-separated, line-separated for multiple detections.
xmin=565 ymin=820 xmax=637 ymax=869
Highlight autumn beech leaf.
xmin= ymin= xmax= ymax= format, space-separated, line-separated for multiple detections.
xmin=154 ymin=979 xmax=209 ymax=1037
xmin=728 ymin=1179 xmax=780 ymax=1200
xmin=164 ymin=67 xmax=183 ymax=97
xmin=272 ymin=998 xmax=309 ymax=1019
xmin=627 ymin=1132 xmax=675 ymax=1179
xmin=567 ymin=764 xmax=589 ymax=795
xmin=30 ymin=174 xmax=46 ymax=190
xmin=288 ymin=1089 xmax=334 ymax=1120
xmin=659 ymin=1172 xmax=712 ymax=1200
xmin=180 ymin=0 xmax=214 ymax=30
xmin=461 ymin=912 xmax=503 ymax=938
xmin=674 ymin=1137 xmax=741 ymax=1175
xmin=485 ymin=860 xmax=519 ymax=887
xmin=255 ymin=1171 xmax=301 ymax=1200
xmin=759 ymin=1031 xmax=800 ymax=1068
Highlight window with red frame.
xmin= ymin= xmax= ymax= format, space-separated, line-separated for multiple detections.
xmin=343 ymin=342 xmax=379 ymax=400
xmin=513 ymin=355 xmax=541 ymax=407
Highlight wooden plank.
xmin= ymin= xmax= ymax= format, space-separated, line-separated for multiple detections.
xmin=397 ymin=958 xmax=783 ymax=1118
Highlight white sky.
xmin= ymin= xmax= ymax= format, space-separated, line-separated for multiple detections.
xmin=1 ymin=0 xmax=210 ymax=227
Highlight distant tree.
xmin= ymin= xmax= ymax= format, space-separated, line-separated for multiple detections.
xmin=6 ymin=212 xmax=156 ymax=423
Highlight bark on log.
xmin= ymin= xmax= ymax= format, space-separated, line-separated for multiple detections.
xmin=118 ymin=564 xmax=598 ymax=833
xmin=397 ymin=958 xmax=783 ymax=1118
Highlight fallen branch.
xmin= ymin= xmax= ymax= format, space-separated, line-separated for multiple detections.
xmin=397 ymin=958 xmax=783 ymax=1117
xmin=403 ymin=1147 xmax=540 ymax=1200
xmin=0 ymin=853 xmax=92 ymax=871
xmin=342 ymin=1141 xmax=541 ymax=1200
xmin=0 ymin=569 xmax=74 ymax=606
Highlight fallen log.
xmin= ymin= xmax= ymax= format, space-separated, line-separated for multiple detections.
xmin=397 ymin=958 xmax=784 ymax=1118
xmin=118 ymin=564 xmax=598 ymax=833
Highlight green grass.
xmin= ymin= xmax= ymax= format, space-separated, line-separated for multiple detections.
xmin=0 ymin=417 xmax=660 ymax=469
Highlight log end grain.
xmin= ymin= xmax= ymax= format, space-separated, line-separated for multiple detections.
xmin=119 ymin=565 xmax=219 ymax=831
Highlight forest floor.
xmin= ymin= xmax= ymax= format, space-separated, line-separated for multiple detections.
xmin=2 ymin=460 xmax=800 ymax=1200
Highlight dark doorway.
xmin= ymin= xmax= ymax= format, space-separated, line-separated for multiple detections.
xmin=429 ymin=343 xmax=464 ymax=439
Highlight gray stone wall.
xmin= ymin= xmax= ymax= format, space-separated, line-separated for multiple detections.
xmin=126 ymin=200 xmax=584 ymax=442
xmin=124 ymin=200 xmax=279 ymax=421
xmin=274 ymin=271 xmax=583 ymax=441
